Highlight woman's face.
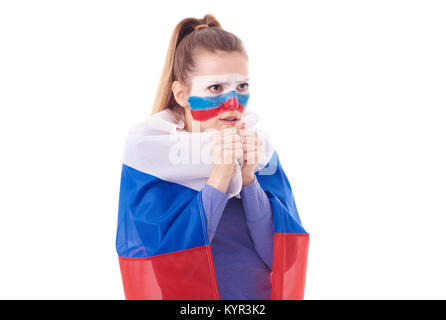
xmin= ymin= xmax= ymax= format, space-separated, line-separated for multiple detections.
xmin=173 ymin=49 xmax=250 ymax=132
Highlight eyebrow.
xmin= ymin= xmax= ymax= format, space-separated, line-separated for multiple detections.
xmin=205 ymin=78 xmax=250 ymax=85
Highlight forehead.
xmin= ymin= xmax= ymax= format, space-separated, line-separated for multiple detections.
xmin=190 ymin=73 xmax=249 ymax=87
xmin=190 ymin=49 xmax=249 ymax=79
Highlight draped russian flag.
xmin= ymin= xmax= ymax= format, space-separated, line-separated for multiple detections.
xmin=115 ymin=110 xmax=309 ymax=300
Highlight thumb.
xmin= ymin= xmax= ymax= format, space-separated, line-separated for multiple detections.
xmin=237 ymin=122 xmax=246 ymax=130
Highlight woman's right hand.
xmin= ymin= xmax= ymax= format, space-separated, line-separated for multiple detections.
xmin=206 ymin=124 xmax=243 ymax=193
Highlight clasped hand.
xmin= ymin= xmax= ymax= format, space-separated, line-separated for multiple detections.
xmin=207 ymin=122 xmax=264 ymax=192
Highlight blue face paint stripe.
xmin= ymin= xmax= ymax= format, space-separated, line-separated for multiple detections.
xmin=187 ymin=90 xmax=250 ymax=111
xmin=237 ymin=92 xmax=249 ymax=107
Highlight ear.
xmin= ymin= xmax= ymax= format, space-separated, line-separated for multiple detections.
xmin=171 ymin=80 xmax=189 ymax=108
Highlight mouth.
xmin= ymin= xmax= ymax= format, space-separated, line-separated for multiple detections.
xmin=219 ymin=114 xmax=241 ymax=125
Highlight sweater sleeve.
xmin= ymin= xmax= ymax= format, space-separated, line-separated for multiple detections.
xmin=201 ymin=183 xmax=230 ymax=242
xmin=240 ymin=175 xmax=274 ymax=271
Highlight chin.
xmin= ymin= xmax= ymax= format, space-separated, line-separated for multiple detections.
xmin=201 ymin=117 xmax=242 ymax=131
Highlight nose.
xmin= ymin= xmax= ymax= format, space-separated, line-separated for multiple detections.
xmin=225 ymin=90 xmax=239 ymax=110
xmin=227 ymin=97 xmax=239 ymax=110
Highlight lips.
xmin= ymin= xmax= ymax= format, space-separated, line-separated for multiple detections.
xmin=219 ymin=113 xmax=241 ymax=122
xmin=220 ymin=116 xmax=239 ymax=121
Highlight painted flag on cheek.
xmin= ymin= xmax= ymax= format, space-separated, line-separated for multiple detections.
xmin=115 ymin=109 xmax=309 ymax=300
xmin=187 ymin=90 xmax=250 ymax=121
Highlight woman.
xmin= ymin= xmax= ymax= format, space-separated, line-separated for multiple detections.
xmin=116 ymin=14 xmax=309 ymax=300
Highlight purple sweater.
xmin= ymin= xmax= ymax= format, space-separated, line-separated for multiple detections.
xmin=200 ymin=175 xmax=274 ymax=300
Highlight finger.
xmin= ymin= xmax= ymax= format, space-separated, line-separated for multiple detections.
xmin=213 ymin=131 xmax=238 ymax=144
xmin=256 ymin=138 xmax=264 ymax=149
xmin=243 ymin=150 xmax=258 ymax=165
xmin=222 ymin=141 xmax=243 ymax=150
xmin=236 ymin=122 xmax=246 ymax=130
xmin=243 ymin=143 xmax=257 ymax=152
xmin=239 ymin=128 xmax=258 ymax=137
xmin=221 ymin=127 xmax=237 ymax=136
xmin=214 ymin=132 xmax=240 ymax=144
xmin=223 ymin=133 xmax=239 ymax=143
xmin=234 ymin=148 xmax=244 ymax=161
xmin=219 ymin=145 xmax=243 ymax=163
xmin=222 ymin=130 xmax=239 ymax=142
xmin=241 ymin=134 xmax=259 ymax=145
xmin=239 ymin=129 xmax=255 ymax=136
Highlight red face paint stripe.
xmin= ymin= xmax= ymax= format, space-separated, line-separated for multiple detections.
xmin=190 ymin=102 xmax=246 ymax=122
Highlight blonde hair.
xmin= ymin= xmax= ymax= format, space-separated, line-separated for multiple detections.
xmin=151 ymin=14 xmax=248 ymax=121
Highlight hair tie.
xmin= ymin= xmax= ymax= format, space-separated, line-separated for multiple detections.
xmin=194 ymin=24 xmax=209 ymax=31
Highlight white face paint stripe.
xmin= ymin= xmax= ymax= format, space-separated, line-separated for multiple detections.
xmin=189 ymin=73 xmax=250 ymax=96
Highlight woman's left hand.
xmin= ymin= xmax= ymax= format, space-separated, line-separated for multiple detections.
xmin=237 ymin=122 xmax=264 ymax=187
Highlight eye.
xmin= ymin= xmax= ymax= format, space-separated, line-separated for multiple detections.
xmin=237 ymin=82 xmax=249 ymax=91
xmin=208 ymin=84 xmax=223 ymax=94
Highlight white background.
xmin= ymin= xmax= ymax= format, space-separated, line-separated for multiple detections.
xmin=0 ymin=0 xmax=445 ymax=299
